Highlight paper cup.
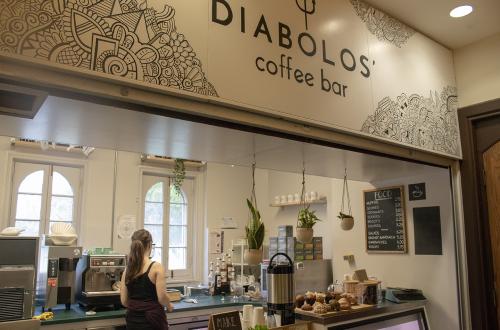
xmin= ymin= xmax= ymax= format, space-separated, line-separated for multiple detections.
xmin=252 ymin=307 xmax=265 ymax=326
xmin=242 ymin=305 xmax=253 ymax=322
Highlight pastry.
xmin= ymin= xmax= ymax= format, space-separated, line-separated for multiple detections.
xmin=329 ymin=299 xmax=340 ymax=311
xmin=305 ymin=292 xmax=316 ymax=305
xmin=301 ymin=303 xmax=313 ymax=311
xmin=295 ymin=294 xmax=305 ymax=308
xmin=313 ymin=303 xmax=328 ymax=314
xmin=338 ymin=298 xmax=351 ymax=310
xmin=315 ymin=292 xmax=326 ymax=304
xmin=325 ymin=292 xmax=333 ymax=304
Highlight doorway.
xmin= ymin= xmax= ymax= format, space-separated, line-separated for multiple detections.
xmin=459 ymin=99 xmax=500 ymax=330
xmin=483 ymin=141 xmax=500 ymax=330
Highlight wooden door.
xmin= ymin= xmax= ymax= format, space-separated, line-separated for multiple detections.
xmin=483 ymin=141 xmax=500 ymax=329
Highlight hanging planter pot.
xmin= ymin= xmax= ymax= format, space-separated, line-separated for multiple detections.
xmin=296 ymin=227 xmax=314 ymax=243
xmin=296 ymin=163 xmax=321 ymax=243
xmin=338 ymin=212 xmax=354 ymax=231
xmin=244 ymin=161 xmax=265 ymax=265
xmin=339 ymin=169 xmax=354 ymax=231
xmin=244 ymin=248 xmax=263 ymax=265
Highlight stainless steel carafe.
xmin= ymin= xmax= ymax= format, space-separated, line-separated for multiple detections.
xmin=267 ymin=253 xmax=295 ymax=325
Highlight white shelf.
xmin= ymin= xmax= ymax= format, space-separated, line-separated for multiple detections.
xmin=270 ymin=197 xmax=327 ymax=207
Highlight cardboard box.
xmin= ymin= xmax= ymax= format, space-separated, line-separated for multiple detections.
xmin=304 ymin=254 xmax=314 ymax=260
xmin=312 ymin=237 xmax=323 ymax=244
xmin=269 ymin=248 xmax=278 ymax=259
xmin=278 ymin=225 xmax=294 ymax=237
xmin=304 ymin=243 xmax=314 ymax=253
xmin=313 ymin=254 xmax=323 ymax=260
xmin=278 ymin=237 xmax=287 ymax=250
xmin=295 ymin=241 xmax=304 ymax=251
xmin=294 ymin=254 xmax=305 ymax=261
xmin=269 ymin=237 xmax=278 ymax=249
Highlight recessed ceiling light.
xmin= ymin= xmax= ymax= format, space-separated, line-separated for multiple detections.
xmin=449 ymin=5 xmax=474 ymax=18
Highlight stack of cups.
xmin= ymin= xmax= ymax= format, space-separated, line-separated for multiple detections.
xmin=252 ymin=307 xmax=265 ymax=327
xmin=242 ymin=305 xmax=253 ymax=330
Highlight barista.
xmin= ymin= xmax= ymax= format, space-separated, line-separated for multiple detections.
xmin=120 ymin=229 xmax=174 ymax=330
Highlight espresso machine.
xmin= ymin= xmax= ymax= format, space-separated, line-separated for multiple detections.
xmin=267 ymin=253 xmax=295 ymax=325
xmin=38 ymin=241 xmax=82 ymax=311
xmin=76 ymin=253 xmax=127 ymax=310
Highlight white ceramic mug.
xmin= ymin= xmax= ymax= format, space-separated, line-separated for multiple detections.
xmin=287 ymin=194 xmax=294 ymax=202
xmin=310 ymin=191 xmax=318 ymax=200
xmin=274 ymin=196 xmax=280 ymax=204
xmin=280 ymin=195 xmax=287 ymax=204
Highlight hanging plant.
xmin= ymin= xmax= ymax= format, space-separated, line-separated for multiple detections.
xmin=339 ymin=169 xmax=354 ymax=231
xmin=296 ymin=165 xmax=320 ymax=243
xmin=173 ymin=158 xmax=186 ymax=194
xmin=244 ymin=162 xmax=265 ymax=265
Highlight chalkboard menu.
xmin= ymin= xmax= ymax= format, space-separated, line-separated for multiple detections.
xmin=209 ymin=311 xmax=242 ymax=330
xmin=364 ymin=186 xmax=407 ymax=253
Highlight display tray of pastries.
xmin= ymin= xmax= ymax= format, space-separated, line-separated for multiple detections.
xmin=294 ymin=291 xmax=374 ymax=318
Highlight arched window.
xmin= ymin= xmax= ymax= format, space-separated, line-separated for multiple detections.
xmin=168 ymin=185 xmax=188 ymax=270
xmin=14 ymin=170 xmax=44 ymax=236
xmin=144 ymin=182 xmax=164 ymax=263
xmin=11 ymin=162 xmax=81 ymax=236
xmin=143 ymin=174 xmax=194 ymax=279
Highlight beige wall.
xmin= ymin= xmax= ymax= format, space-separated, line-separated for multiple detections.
xmin=260 ymin=167 xmax=458 ymax=330
xmin=454 ymin=32 xmax=500 ymax=107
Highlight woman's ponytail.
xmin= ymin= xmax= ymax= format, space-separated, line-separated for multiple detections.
xmin=125 ymin=229 xmax=153 ymax=284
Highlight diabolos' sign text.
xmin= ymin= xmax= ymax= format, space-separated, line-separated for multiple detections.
xmin=212 ymin=0 xmax=375 ymax=98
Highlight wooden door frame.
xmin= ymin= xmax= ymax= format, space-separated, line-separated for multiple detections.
xmin=459 ymin=98 xmax=500 ymax=330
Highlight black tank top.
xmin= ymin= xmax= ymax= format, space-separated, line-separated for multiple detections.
xmin=127 ymin=262 xmax=158 ymax=301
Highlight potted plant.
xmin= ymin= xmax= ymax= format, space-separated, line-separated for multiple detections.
xmin=297 ymin=205 xmax=321 ymax=243
xmin=173 ymin=158 xmax=186 ymax=194
xmin=337 ymin=211 xmax=354 ymax=231
xmin=244 ymin=198 xmax=265 ymax=264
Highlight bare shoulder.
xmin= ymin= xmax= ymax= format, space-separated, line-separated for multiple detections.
xmin=152 ymin=261 xmax=165 ymax=273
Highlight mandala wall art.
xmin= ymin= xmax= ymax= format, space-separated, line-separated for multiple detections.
xmin=0 ymin=0 xmax=218 ymax=96
xmin=350 ymin=0 xmax=415 ymax=48
xmin=361 ymin=87 xmax=460 ymax=156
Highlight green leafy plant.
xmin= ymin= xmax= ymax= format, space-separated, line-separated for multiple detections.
xmin=248 ymin=326 xmax=268 ymax=330
xmin=245 ymin=198 xmax=265 ymax=250
xmin=173 ymin=159 xmax=186 ymax=194
xmin=337 ymin=211 xmax=353 ymax=220
xmin=297 ymin=205 xmax=321 ymax=228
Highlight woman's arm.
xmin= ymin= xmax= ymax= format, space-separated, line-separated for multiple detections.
xmin=154 ymin=263 xmax=173 ymax=311
xmin=120 ymin=270 xmax=128 ymax=307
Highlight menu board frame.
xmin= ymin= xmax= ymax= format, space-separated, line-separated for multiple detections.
xmin=363 ymin=186 xmax=408 ymax=254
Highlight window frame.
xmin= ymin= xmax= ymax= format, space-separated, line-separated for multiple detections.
xmin=139 ymin=166 xmax=203 ymax=283
xmin=3 ymin=152 xmax=86 ymax=240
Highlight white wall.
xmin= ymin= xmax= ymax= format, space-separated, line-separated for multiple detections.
xmin=454 ymin=32 xmax=500 ymax=107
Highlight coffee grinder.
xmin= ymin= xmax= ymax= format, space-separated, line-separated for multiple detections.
xmin=267 ymin=253 xmax=295 ymax=325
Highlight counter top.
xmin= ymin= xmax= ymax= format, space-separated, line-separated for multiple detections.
xmin=295 ymin=300 xmax=427 ymax=325
xmin=37 ymin=296 xmax=265 ymax=326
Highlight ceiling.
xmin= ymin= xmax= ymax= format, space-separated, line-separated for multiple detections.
xmin=0 ymin=96 xmax=444 ymax=183
xmin=364 ymin=0 xmax=500 ymax=49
